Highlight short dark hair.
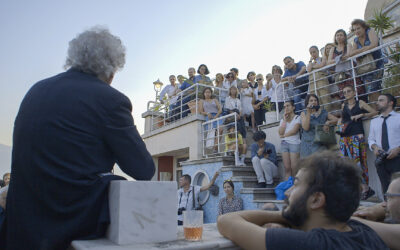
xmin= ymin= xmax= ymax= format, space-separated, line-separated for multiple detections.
xmin=284 ymin=100 xmax=295 ymax=108
xmin=230 ymin=68 xmax=238 ymax=74
xmin=351 ymin=19 xmax=369 ymax=30
xmin=299 ymin=151 xmax=362 ymax=223
xmin=309 ymin=45 xmax=319 ymax=51
xmin=334 ymin=29 xmax=348 ymax=47
xmin=247 ymin=71 xmax=256 ymax=80
xmin=381 ymin=93 xmax=397 ymax=109
xmin=182 ymin=174 xmax=191 ymax=184
xmin=253 ymin=131 xmax=266 ymax=141
xmin=272 ymin=65 xmax=283 ymax=75
xmin=202 ymin=87 xmax=213 ymax=99
xmin=197 ymin=64 xmax=210 ymax=75
xmin=283 ymin=56 xmax=293 ymax=62
xmin=305 ymin=94 xmax=320 ymax=107
xmin=223 ymin=180 xmax=235 ymax=191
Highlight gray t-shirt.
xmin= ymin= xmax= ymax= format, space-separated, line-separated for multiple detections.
xmin=266 ymin=220 xmax=388 ymax=250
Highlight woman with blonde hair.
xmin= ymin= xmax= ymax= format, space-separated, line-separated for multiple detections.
xmin=253 ymin=74 xmax=269 ymax=126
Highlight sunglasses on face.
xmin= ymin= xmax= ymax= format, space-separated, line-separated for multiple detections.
xmin=257 ymin=78 xmax=263 ymax=81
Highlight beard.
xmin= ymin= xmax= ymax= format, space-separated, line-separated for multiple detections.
xmin=282 ymin=191 xmax=310 ymax=227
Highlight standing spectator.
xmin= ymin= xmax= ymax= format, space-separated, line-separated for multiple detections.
xmin=349 ymin=19 xmax=384 ymax=105
xmin=279 ymin=101 xmax=301 ymax=180
xmin=368 ymin=94 xmax=400 ymax=193
xmin=267 ymin=65 xmax=285 ymax=112
xmin=222 ymin=72 xmax=237 ymax=109
xmin=177 ymin=75 xmax=185 ymax=85
xmin=328 ymin=29 xmax=366 ymax=101
xmin=240 ymin=80 xmax=256 ymax=132
xmin=159 ymin=75 xmax=180 ymax=121
xmin=177 ymin=172 xmax=219 ymax=225
xmin=2 ymin=173 xmax=10 ymax=187
xmin=225 ymin=86 xmax=246 ymax=140
xmin=338 ymin=85 xmax=377 ymax=200
xmin=252 ymin=74 xmax=269 ymax=126
xmin=194 ymin=64 xmax=213 ymax=99
xmin=230 ymin=67 xmax=241 ymax=89
xmin=300 ymin=94 xmax=338 ymax=158
xmin=176 ymin=67 xmax=196 ymax=117
xmin=307 ymin=46 xmax=331 ymax=109
xmin=1 ymin=27 xmax=155 ymax=250
xmin=247 ymin=71 xmax=257 ymax=89
xmin=282 ymin=56 xmax=309 ymax=112
xmin=214 ymin=73 xmax=225 ymax=105
xmin=199 ymin=87 xmax=223 ymax=152
xmin=323 ymin=42 xmax=342 ymax=111
xmin=218 ymin=180 xmax=243 ymax=216
xmin=251 ymin=131 xmax=278 ymax=188
xmin=224 ymin=124 xmax=247 ymax=166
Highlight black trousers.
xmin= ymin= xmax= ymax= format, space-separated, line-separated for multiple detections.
xmin=254 ymin=100 xmax=266 ymax=126
xmin=376 ymin=155 xmax=400 ymax=193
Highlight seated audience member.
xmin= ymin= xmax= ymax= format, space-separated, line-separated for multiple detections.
xmin=307 ymin=46 xmax=331 ymax=108
xmin=338 ymin=85 xmax=377 ymax=200
xmin=253 ymin=74 xmax=269 ymax=126
xmin=279 ymin=101 xmax=301 ymax=180
xmin=251 ymin=131 xmax=278 ymax=188
xmin=199 ymin=87 xmax=223 ymax=152
xmin=267 ymin=65 xmax=285 ymax=113
xmin=354 ymin=172 xmax=400 ymax=224
xmin=177 ymin=172 xmax=219 ymax=225
xmin=177 ymin=75 xmax=185 ymax=85
xmin=0 ymin=27 xmax=155 ymax=250
xmin=281 ymin=56 xmax=309 ymax=112
xmin=247 ymin=71 xmax=257 ymax=89
xmin=225 ymin=124 xmax=247 ymax=166
xmin=300 ymin=94 xmax=338 ymax=158
xmin=327 ymin=29 xmax=366 ymax=101
xmin=225 ymin=86 xmax=246 ymax=139
xmin=368 ymin=93 xmax=400 ymax=193
xmin=218 ymin=180 xmax=243 ymax=216
xmin=217 ymin=151 xmax=393 ymax=250
xmin=240 ymin=80 xmax=256 ymax=132
xmin=348 ymin=19 xmax=384 ymax=105
xmin=159 ymin=75 xmax=180 ymax=121
xmin=2 ymin=173 xmax=10 ymax=187
xmin=0 ymin=186 xmax=8 ymax=229
xmin=194 ymin=64 xmax=213 ymax=99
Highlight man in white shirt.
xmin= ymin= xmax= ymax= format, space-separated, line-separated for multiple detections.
xmin=159 ymin=75 xmax=180 ymax=121
xmin=368 ymin=94 xmax=400 ymax=192
xmin=177 ymin=172 xmax=219 ymax=225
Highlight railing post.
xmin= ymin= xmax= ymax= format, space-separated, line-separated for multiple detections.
xmin=234 ymin=114 xmax=239 ymax=166
xmin=195 ymin=84 xmax=198 ymax=116
xmin=312 ymin=72 xmax=317 ymax=95
xmin=350 ymin=59 xmax=359 ymax=101
xmin=275 ymin=86 xmax=279 ymax=121
xmin=217 ymin=119 xmax=220 ymax=154
xmin=180 ymin=92 xmax=183 ymax=119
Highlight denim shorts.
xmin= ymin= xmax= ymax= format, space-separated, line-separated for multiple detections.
xmin=281 ymin=141 xmax=300 ymax=153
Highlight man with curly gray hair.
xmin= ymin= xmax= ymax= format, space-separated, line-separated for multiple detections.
xmin=1 ymin=27 xmax=155 ymax=250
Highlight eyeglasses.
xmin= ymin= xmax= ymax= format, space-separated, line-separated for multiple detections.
xmin=256 ymin=78 xmax=263 ymax=81
xmin=227 ymin=75 xmax=233 ymax=79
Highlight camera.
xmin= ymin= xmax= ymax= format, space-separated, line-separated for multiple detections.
xmin=375 ymin=150 xmax=388 ymax=168
xmin=310 ymin=105 xmax=320 ymax=110
xmin=266 ymin=149 xmax=272 ymax=154
xmin=177 ymin=207 xmax=186 ymax=215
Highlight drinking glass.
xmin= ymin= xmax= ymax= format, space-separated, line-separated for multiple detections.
xmin=183 ymin=210 xmax=203 ymax=241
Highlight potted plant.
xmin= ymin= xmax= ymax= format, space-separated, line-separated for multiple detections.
xmin=263 ymin=99 xmax=278 ymax=124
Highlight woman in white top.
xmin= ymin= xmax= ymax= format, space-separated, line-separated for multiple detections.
xmin=266 ymin=65 xmax=285 ymax=113
xmin=252 ymin=74 xmax=269 ymax=126
xmin=278 ymin=100 xmax=301 ymax=180
xmin=240 ymin=80 xmax=256 ymax=132
xmin=225 ymin=86 xmax=247 ymax=142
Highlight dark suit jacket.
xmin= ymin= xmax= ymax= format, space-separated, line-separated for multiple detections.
xmin=0 ymin=69 xmax=155 ymax=250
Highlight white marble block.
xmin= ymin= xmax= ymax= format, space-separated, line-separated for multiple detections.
xmin=107 ymin=181 xmax=177 ymax=245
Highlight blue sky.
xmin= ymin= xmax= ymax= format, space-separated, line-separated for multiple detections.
xmin=0 ymin=0 xmax=368 ymax=146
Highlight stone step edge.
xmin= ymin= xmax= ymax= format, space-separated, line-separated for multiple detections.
xmin=253 ymin=199 xmax=285 ymax=204
xmin=240 ymin=188 xmax=275 ymax=194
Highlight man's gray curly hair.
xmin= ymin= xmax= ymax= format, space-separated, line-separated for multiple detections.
xmin=64 ymin=26 xmax=126 ymax=82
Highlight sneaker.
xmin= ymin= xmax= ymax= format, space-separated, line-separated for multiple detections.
xmin=265 ymin=183 xmax=274 ymax=188
xmin=361 ymin=188 xmax=375 ymax=201
xmin=255 ymin=182 xmax=266 ymax=188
